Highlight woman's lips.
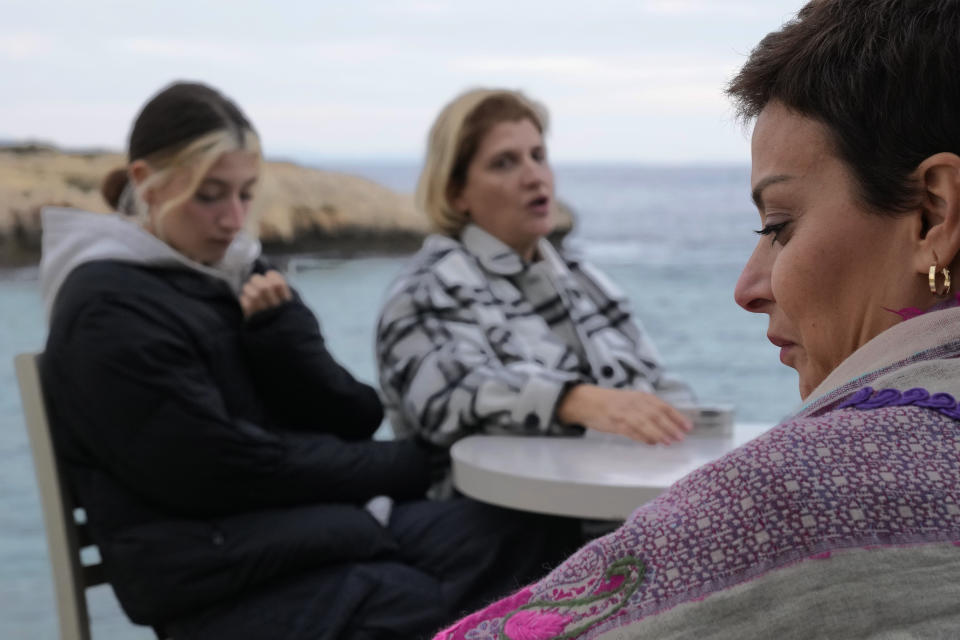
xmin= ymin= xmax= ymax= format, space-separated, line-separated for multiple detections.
xmin=526 ymin=195 xmax=550 ymax=215
xmin=768 ymin=334 xmax=797 ymax=366
xmin=778 ymin=345 xmax=796 ymax=365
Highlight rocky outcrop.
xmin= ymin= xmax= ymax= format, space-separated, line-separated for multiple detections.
xmin=0 ymin=145 xmax=574 ymax=265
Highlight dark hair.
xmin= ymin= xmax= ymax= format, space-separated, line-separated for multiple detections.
xmin=102 ymin=81 xmax=255 ymax=209
xmin=447 ymin=94 xmax=545 ymax=202
xmin=727 ymin=0 xmax=960 ymax=215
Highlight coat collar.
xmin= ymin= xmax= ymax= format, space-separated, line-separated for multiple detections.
xmin=459 ymin=223 xmax=564 ymax=277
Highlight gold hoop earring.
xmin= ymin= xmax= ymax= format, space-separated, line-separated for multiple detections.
xmin=929 ymin=264 xmax=951 ymax=296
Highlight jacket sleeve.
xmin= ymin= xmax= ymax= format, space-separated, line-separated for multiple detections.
xmin=376 ymin=274 xmax=583 ymax=446
xmin=575 ymin=260 xmax=697 ymax=406
xmin=240 ymin=293 xmax=384 ymax=440
xmin=47 ymin=294 xmax=429 ymax=517
xmin=601 ymin=301 xmax=696 ymax=405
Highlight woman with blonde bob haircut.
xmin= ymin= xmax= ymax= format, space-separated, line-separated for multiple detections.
xmin=39 ymin=81 xmax=573 ymax=640
xmin=416 ymin=88 xmax=549 ymax=237
xmin=377 ymin=88 xmax=695 ymax=493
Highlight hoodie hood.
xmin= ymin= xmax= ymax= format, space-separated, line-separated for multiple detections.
xmin=40 ymin=207 xmax=261 ymax=320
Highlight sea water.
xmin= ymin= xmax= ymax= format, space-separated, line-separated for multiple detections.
xmin=0 ymin=163 xmax=798 ymax=638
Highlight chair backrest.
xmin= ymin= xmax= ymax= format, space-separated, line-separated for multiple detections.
xmin=15 ymin=352 xmax=107 ymax=640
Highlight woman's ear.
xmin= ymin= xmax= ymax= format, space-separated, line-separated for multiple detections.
xmin=451 ymin=190 xmax=467 ymax=215
xmin=128 ymin=160 xmax=153 ymax=204
xmin=128 ymin=160 xmax=151 ymax=185
xmin=912 ymin=152 xmax=960 ymax=274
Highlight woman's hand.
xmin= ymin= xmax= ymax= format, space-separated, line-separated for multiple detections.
xmin=240 ymin=270 xmax=293 ymax=318
xmin=557 ymin=384 xmax=692 ymax=445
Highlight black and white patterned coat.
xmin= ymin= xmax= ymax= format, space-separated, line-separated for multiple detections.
xmin=376 ymin=224 xmax=693 ymax=446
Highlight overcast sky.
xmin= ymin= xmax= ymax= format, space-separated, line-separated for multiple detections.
xmin=1 ymin=0 xmax=804 ymax=164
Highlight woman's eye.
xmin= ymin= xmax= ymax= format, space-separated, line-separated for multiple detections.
xmin=195 ymin=192 xmax=221 ymax=203
xmin=239 ymin=192 xmax=254 ymax=202
xmin=754 ymin=221 xmax=790 ymax=245
xmin=491 ymin=155 xmax=516 ymax=170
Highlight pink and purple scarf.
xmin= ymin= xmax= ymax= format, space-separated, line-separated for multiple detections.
xmin=435 ymin=306 xmax=960 ymax=639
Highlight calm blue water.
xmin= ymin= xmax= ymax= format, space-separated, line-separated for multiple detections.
xmin=0 ymin=164 xmax=798 ymax=638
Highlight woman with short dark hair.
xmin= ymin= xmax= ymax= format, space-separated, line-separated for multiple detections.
xmin=432 ymin=2 xmax=960 ymax=637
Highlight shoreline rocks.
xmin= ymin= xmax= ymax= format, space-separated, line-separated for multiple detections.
xmin=0 ymin=144 xmax=574 ymax=266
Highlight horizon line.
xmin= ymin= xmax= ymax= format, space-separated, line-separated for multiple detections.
xmin=0 ymin=139 xmax=749 ymax=169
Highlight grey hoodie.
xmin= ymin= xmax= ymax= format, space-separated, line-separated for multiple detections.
xmin=39 ymin=206 xmax=261 ymax=321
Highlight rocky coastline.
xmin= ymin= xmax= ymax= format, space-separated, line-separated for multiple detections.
xmin=0 ymin=144 xmax=573 ymax=266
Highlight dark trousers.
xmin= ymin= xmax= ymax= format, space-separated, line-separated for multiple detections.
xmin=167 ymin=498 xmax=580 ymax=640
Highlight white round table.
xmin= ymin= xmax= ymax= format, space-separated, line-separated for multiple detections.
xmin=451 ymin=423 xmax=772 ymax=520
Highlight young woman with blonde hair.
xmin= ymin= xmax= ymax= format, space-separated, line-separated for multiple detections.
xmin=39 ymin=81 xmax=576 ymax=640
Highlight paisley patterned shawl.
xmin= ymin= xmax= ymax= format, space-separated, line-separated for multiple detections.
xmin=434 ymin=306 xmax=960 ymax=639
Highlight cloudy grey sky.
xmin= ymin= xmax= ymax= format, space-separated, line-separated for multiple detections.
xmin=1 ymin=0 xmax=803 ymax=163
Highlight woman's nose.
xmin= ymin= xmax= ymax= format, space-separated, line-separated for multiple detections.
xmin=522 ymin=157 xmax=551 ymax=187
xmin=219 ymin=196 xmax=247 ymax=231
xmin=734 ymin=241 xmax=774 ymax=313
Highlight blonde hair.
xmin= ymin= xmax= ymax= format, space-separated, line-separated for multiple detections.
xmin=132 ymin=129 xmax=262 ymax=241
xmin=416 ymin=88 xmax=549 ymax=236
xmin=101 ymin=81 xmax=263 ymax=240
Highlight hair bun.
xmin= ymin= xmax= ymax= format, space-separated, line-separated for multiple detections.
xmin=101 ymin=167 xmax=129 ymax=210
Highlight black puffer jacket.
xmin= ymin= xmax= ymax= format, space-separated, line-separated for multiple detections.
xmin=43 ymin=259 xmax=431 ymax=626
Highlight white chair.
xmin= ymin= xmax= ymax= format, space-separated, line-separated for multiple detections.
xmin=15 ymin=352 xmax=167 ymax=640
xmin=15 ymin=352 xmax=103 ymax=640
